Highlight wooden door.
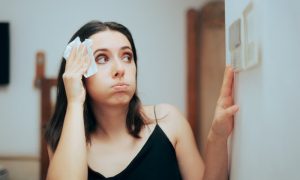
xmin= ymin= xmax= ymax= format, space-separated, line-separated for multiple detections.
xmin=187 ymin=1 xmax=225 ymax=154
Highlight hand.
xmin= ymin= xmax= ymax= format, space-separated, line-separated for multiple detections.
xmin=63 ymin=44 xmax=91 ymax=105
xmin=210 ymin=66 xmax=239 ymax=140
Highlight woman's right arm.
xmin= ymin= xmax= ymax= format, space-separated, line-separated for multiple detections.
xmin=46 ymin=44 xmax=91 ymax=180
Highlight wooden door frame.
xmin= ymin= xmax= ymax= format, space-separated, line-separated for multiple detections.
xmin=186 ymin=2 xmax=225 ymax=146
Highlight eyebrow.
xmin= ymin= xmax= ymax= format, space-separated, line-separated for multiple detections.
xmin=93 ymin=46 xmax=132 ymax=56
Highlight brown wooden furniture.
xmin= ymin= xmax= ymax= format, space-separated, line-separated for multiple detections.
xmin=186 ymin=1 xmax=226 ymax=154
xmin=34 ymin=51 xmax=57 ymax=180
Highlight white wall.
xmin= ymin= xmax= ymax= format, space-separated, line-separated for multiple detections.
xmin=0 ymin=0 xmax=208 ymax=157
xmin=226 ymin=0 xmax=300 ymax=179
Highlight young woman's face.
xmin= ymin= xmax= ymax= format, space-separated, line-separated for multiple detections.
xmin=85 ymin=30 xmax=136 ymax=106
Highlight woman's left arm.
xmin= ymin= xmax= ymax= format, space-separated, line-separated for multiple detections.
xmin=203 ymin=66 xmax=239 ymax=180
xmin=170 ymin=66 xmax=238 ymax=180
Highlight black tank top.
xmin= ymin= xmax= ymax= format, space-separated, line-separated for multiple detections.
xmin=88 ymin=107 xmax=182 ymax=180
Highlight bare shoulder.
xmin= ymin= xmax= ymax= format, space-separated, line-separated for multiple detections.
xmin=142 ymin=103 xmax=184 ymax=123
xmin=142 ymin=103 xmax=188 ymax=147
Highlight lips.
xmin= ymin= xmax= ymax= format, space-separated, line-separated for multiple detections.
xmin=112 ymin=83 xmax=129 ymax=91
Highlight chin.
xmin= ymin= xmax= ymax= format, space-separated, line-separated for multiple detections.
xmin=109 ymin=94 xmax=133 ymax=106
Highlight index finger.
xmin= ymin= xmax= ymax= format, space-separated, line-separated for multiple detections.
xmin=66 ymin=46 xmax=77 ymax=66
xmin=220 ymin=65 xmax=234 ymax=98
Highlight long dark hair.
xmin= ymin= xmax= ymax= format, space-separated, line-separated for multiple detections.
xmin=45 ymin=21 xmax=145 ymax=152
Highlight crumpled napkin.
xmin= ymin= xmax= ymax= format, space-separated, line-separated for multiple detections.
xmin=63 ymin=37 xmax=97 ymax=78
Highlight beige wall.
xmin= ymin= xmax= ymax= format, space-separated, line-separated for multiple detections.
xmin=0 ymin=158 xmax=39 ymax=180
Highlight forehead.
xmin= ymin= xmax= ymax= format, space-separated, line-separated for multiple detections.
xmin=89 ymin=30 xmax=132 ymax=51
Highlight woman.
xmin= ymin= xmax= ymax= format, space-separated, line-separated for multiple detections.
xmin=45 ymin=21 xmax=239 ymax=180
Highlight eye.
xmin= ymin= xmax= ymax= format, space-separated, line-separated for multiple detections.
xmin=96 ymin=55 xmax=109 ymax=64
xmin=122 ymin=53 xmax=133 ymax=62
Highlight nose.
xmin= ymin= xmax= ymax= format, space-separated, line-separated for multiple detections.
xmin=113 ymin=59 xmax=125 ymax=79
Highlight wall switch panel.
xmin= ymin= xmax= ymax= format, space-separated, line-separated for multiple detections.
xmin=243 ymin=1 xmax=259 ymax=70
xmin=229 ymin=19 xmax=243 ymax=72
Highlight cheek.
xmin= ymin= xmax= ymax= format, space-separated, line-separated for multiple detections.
xmin=85 ymin=74 xmax=107 ymax=97
xmin=131 ymin=67 xmax=137 ymax=93
xmin=129 ymin=64 xmax=137 ymax=80
xmin=128 ymin=67 xmax=137 ymax=90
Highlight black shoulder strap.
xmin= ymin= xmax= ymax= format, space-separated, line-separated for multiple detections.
xmin=154 ymin=105 xmax=158 ymax=124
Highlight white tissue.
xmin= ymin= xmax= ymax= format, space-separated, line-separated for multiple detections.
xmin=63 ymin=37 xmax=97 ymax=78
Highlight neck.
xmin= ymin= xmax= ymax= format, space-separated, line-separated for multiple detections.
xmin=91 ymin=103 xmax=129 ymax=139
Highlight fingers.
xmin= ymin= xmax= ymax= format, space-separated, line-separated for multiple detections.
xmin=225 ymin=105 xmax=239 ymax=115
xmin=65 ymin=44 xmax=90 ymax=76
xmin=75 ymin=44 xmax=85 ymax=64
xmin=215 ymin=104 xmax=239 ymax=123
xmin=73 ymin=45 xmax=88 ymax=72
xmin=66 ymin=45 xmax=77 ymax=66
xmin=212 ymin=67 xmax=238 ymax=137
xmin=78 ymin=51 xmax=91 ymax=75
xmin=218 ymin=96 xmax=234 ymax=109
xmin=220 ymin=65 xmax=234 ymax=98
